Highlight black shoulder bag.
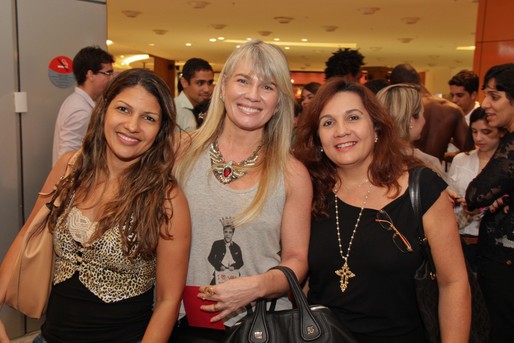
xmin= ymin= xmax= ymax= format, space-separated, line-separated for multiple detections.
xmin=409 ymin=167 xmax=490 ymax=343
xmin=222 ymin=265 xmax=357 ymax=343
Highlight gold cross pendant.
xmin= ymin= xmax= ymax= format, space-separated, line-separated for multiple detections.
xmin=335 ymin=261 xmax=355 ymax=292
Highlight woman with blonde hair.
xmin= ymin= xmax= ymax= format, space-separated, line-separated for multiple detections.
xmin=377 ymin=83 xmax=449 ymax=183
xmin=172 ymin=40 xmax=312 ymax=341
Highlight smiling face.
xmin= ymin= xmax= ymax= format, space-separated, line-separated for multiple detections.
xmin=318 ymin=91 xmax=376 ymax=171
xmin=471 ymin=119 xmax=503 ymax=154
xmin=104 ymin=85 xmax=161 ymax=166
xmin=482 ymin=78 xmax=514 ymax=132
xmin=221 ymin=60 xmax=279 ymax=133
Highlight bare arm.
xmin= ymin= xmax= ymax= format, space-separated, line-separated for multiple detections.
xmin=423 ymin=190 xmax=471 ymax=343
xmin=200 ymin=156 xmax=313 ymax=322
xmin=142 ymin=187 xmax=191 ymax=342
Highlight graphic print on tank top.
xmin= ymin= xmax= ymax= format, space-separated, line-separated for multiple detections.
xmin=207 ymin=217 xmax=245 ymax=285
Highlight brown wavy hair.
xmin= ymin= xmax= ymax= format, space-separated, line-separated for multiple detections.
xmin=48 ymin=68 xmax=177 ymax=259
xmin=293 ymin=78 xmax=423 ymax=217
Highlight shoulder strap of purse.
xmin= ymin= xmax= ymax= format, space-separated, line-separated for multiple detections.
xmin=408 ymin=167 xmax=437 ymax=275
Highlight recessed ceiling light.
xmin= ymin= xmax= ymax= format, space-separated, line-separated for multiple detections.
xmin=153 ymin=29 xmax=168 ymax=35
xmin=398 ymin=38 xmax=413 ymax=43
xmin=121 ymin=10 xmax=141 ymax=18
xmin=149 ymin=43 xmax=155 ymax=46
xmin=211 ymin=24 xmax=226 ymax=30
xmin=258 ymin=31 xmax=273 ymax=37
xmin=285 ymin=47 xmax=290 ymax=50
xmin=218 ymin=37 xmax=225 ymax=40
xmin=106 ymin=40 xmax=113 ymax=45
xmin=187 ymin=1 xmax=210 ymax=9
xmin=402 ymin=17 xmax=420 ymax=25
xmin=274 ymin=38 xmax=280 ymax=41
xmin=301 ymin=39 xmax=308 ymax=42
xmin=185 ymin=43 xmax=192 ymax=47
xmin=246 ymin=38 xmax=252 ymax=41
xmin=209 ymin=38 xmax=217 ymax=42
xmin=323 ymin=26 xmax=338 ymax=32
xmin=273 ymin=16 xmax=294 ymax=24
xmin=358 ymin=7 xmax=380 ymax=15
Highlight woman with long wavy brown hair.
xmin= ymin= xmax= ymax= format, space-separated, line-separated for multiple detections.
xmin=0 ymin=68 xmax=191 ymax=342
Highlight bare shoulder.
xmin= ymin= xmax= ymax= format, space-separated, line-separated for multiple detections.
xmin=285 ymin=155 xmax=312 ymax=194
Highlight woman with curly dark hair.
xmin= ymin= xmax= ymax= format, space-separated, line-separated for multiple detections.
xmin=0 ymin=68 xmax=191 ymax=342
xmin=294 ymin=78 xmax=470 ymax=342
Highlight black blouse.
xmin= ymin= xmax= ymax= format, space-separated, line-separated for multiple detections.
xmin=466 ymin=131 xmax=514 ymax=261
xmin=308 ymin=169 xmax=446 ymax=342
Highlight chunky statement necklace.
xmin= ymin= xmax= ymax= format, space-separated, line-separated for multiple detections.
xmin=334 ymin=182 xmax=372 ymax=293
xmin=209 ymin=140 xmax=262 ymax=184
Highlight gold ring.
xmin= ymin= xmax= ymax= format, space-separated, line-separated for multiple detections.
xmin=204 ymin=286 xmax=215 ymax=297
xmin=213 ymin=303 xmax=219 ymax=311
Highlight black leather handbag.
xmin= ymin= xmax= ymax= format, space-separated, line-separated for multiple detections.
xmin=222 ymin=265 xmax=357 ymax=343
xmin=409 ymin=168 xmax=490 ymax=343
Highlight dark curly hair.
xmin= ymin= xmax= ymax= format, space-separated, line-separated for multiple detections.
xmin=324 ymin=48 xmax=365 ymax=80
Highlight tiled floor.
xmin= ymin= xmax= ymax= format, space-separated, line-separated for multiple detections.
xmin=11 ymin=331 xmax=39 ymax=343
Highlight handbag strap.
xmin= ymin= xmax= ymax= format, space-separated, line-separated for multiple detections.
xmin=409 ymin=167 xmax=437 ymax=278
xmin=248 ymin=266 xmax=321 ymax=343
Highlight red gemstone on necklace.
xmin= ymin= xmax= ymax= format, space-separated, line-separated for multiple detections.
xmin=223 ymin=167 xmax=232 ymax=177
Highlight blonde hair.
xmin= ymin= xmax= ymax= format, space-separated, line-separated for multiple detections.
xmin=376 ymin=83 xmax=422 ymax=141
xmin=174 ymin=40 xmax=294 ymax=226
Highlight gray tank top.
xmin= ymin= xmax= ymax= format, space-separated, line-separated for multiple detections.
xmin=182 ymin=148 xmax=289 ymax=326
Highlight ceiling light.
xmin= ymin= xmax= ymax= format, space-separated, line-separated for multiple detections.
xmin=398 ymin=38 xmax=414 ymax=43
xmin=359 ymin=7 xmax=380 ymax=15
xmin=209 ymin=38 xmax=217 ymax=42
xmin=211 ymin=24 xmax=226 ymax=29
xmin=153 ymin=29 xmax=168 ymax=35
xmin=258 ymin=31 xmax=273 ymax=37
xmin=456 ymin=46 xmax=475 ymax=50
xmin=301 ymin=38 xmax=308 ymax=42
xmin=106 ymin=40 xmax=113 ymax=46
xmin=273 ymin=16 xmax=294 ymax=24
xmin=122 ymin=54 xmax=150 ymax=65
xmin=224 ymin=39 xmax=356 ymax=49
xmin=122 ymin=10 xmax=141 ymax=18
xmin=218 ymin=37 xmax=225 ymax=40
xmin=188 ymin=1 xmax=210 ymax=9
xmin=323 ymin=25 xmax=338 ymax=32
xmin=148 ymin=43 xmax=155 ymax=46
xmin=273 ymin=38 xmax=280 ymax=41
xmin=402 ymin=17 xmax=420 ymax=24
xmin=285 ymin=47 xmax=290 ymax=50
xmin=185 ymin=43 xmax=192 ymax=47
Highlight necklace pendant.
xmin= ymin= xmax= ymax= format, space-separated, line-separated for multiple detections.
xmin=335 ymin=261 xmax=355 ymax=293
xmin=223 ymin=164 xmax=233 ymax=178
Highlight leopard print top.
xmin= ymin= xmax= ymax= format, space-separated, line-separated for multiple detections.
xmin=53 ymin=207 xmax=156 ymax=303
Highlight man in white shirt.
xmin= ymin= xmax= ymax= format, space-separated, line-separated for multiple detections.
xmin=174 ymin=58 xmax=214 ymax=131
xmin=52 ymin=46 xmax=114 ymax=165
xmin=448 ymin=69 xmax=480 ymax=124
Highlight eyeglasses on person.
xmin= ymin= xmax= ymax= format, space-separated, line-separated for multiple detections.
xmin=375 ymin=209 xmax=413 ymax=253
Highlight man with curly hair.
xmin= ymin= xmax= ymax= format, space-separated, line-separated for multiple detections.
xmin=324 ymin=48 xmax=365 ymax=82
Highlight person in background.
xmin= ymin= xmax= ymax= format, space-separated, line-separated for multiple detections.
xmin=466 ymin=63 xmax=514 ymax=343
xmin=300 ymin=82 xmax=321 ymax=112
xmin=376 ymin=83 xmax=450 ymax=185
xmin=364 ymin=78 xmax=389 ymax=94
xmin=449 ymin=107 xmax=505 ymax=272
xmin=390 ymin=63 xmax=473 ymax=161
xmin=174 ymin=58 xmax=214 ymax=131
xmin=324 ymin=48 xmax=365 ymax=82
xmin=52 ymin=46 xmax=114 ymax=165
xmin=449 ymin=70 xmax=480 ymax=124
xmin=171 ymin=40 xmax=312 ymax=342
xmin=294 ymin=78 xmax=470 ymax=342
xmin=0 ymin=68 xmax=191 ymax=342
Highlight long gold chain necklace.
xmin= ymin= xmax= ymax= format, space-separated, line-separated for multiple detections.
xmin=209 ymin=139 xmax=262 ymax=184
xmin=334 ymin=182 xmax=372 ymax=292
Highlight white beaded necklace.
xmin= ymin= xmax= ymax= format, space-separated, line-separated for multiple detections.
xmin=334 ymin=182 xmax=372 ymax=293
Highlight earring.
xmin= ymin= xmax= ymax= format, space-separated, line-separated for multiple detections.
xmin=320 ymin=147 xmax=324 ymax=152
xmin=374 ymin=135 xmax=378 ymax=143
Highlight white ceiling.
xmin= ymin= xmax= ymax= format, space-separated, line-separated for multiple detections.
xmin=107 ymin=0 xmax=479 ymax=73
